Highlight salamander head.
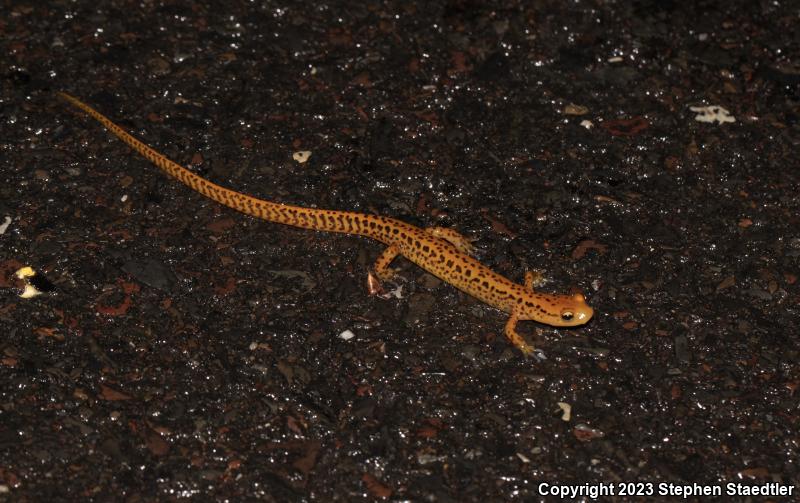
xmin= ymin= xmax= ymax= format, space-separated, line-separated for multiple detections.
xmin=521 ymin=292 xmax=594 ymax=327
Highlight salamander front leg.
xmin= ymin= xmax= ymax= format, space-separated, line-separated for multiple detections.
xmin=373 ymin=245 xmax=401 ymax=282
xmin=504 ymin=308 xmax=535 ymax=356
xmin=524 ymin=270 xmax=545 ymax=292
xmin=426 ymin=227 xmax=477 ymax=256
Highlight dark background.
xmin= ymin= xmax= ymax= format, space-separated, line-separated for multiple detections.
xmin=1 ymin=0 xmax=798 ymax=500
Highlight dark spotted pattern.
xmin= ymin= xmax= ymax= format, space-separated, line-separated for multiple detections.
xmin=59 ymin=92 xmax=593 ymax=331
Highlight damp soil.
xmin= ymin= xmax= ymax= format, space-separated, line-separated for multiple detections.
xmin=1 ymin=1 xmax=799 ymax=501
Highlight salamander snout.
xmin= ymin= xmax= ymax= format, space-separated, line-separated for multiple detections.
xmin=556 ymin=293 xmax=593 ymax=326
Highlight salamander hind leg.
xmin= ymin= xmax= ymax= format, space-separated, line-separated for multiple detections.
xmin=504 ymin=308 xmax=535 ymax=356
xmin=373 ymin=245 xmax=401 ymax=282
xmin=524 ymin=270 xmax=545 ymax=292
xmin=426 ymin=227 xmax=476 ymax=256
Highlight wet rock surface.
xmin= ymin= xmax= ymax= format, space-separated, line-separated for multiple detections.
xmin=1 ymin=1 xmax=798 ymax=500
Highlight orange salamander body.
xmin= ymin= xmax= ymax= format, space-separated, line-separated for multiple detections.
xmin=58 ymin=92 xmax=593 ymax=356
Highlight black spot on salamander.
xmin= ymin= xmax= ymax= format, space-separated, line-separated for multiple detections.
xmin=446 ymin=260 xmax=453 ymax=267
xmin=465 ymin=269 xmax=472 ymax=277
xmin=454 ymin=265 xmax=461 ymax=273
xmin=422 ymin=245 xmax=429 ymax=252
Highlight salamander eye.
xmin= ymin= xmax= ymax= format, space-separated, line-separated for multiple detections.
xmin=561 ymin=311 xmax=574 ymax=321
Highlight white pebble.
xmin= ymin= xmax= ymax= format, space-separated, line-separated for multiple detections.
xmin=338 ymin=330 xmax=356 ymax=341
xmin=293 ymin=150 xmax=312 ymax=163
xmin=690 ymin=105 xmax=736 ymax=124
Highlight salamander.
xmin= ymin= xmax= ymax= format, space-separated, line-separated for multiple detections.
xmin=58 ymin=92 xmax=593 ymax=355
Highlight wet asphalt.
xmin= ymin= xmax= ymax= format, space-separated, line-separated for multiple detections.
xmin=1 ymin=1 xmax=798 ymax=501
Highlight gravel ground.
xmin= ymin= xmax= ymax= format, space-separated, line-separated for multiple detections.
xmin=1 ymin=1 xmax=799 ymax=501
